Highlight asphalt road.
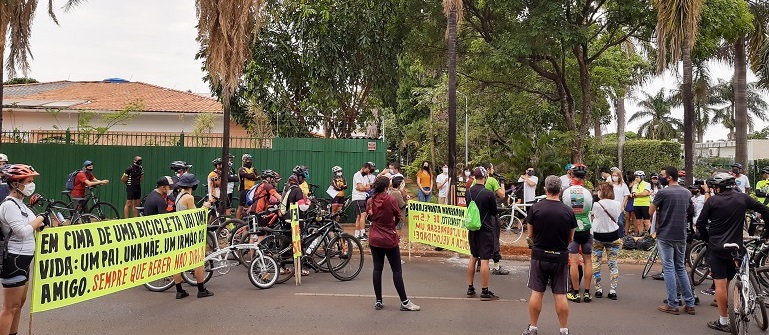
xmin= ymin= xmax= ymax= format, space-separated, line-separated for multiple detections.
xmin=21 ymin=254 xmax=751 ymax=335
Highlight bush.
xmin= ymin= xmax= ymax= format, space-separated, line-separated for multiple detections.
xmin=596 ymin=140 xmax=683 ymax=175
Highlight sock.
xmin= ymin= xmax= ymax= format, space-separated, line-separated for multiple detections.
xmin=528 ymin=325 xmax=538 ymax=331
xmin=493 ymin=262 xmax=500 ymax=269
xmin=560 ymin=328 xmax=569 ymax=333
xmin=175 ymin=283 xmax=184 ymax=293
xmin=585 ymin=289 xmax=590 ymax=294
xmin=198 ymin=283 xmax=206 ymax=292
xmin=720 ymin=316 xmax=729 ymax=325
xmin=609 ymin=289 xmax=616 ymax=294
xmin=572 ymin=289 xmax=579 ymax=295
xmin=354 ymin=230 xmax=359 ymax=237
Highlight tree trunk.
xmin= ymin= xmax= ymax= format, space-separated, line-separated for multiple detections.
xmin=219 ymin=90 xmax=232 ymax=216
xmin=573 ymin=45 xmax=592 ymax=164
xmin=446 ymin=5 xmax=458 ymax=205
xmin=616 ymin=93 xmax=626 ymax=172
xmin=734 ymin=37 xmax=748 ymax=166
xmin=682 ymin=37 xmax=695 ymax=184
xmin=594 ymin=113 xmax=602 ymax=144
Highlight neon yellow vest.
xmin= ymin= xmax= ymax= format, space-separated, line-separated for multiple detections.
xmin=633 ymin=181 xmax=651 ymax=206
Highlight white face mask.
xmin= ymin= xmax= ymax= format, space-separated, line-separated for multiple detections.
xmin=612 ymin=176 xmax=619 ymax=182
xmin=335 ymin=172 xmax=342 ymax=176
xmin=21 ymin=182 xmax=35 ymax=197
xmin=442 ymin=168 xmax=449 ymax=174
xmin=166 ymin=188 xmax=173 ymax=196
xmin=464 ymin=171 xmax=471 ymax=177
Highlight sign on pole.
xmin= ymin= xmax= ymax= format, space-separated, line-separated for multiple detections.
xmin=290 ymin=204 xmax=302 ymax=285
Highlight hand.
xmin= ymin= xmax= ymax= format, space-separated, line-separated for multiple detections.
xmin=103 ymin=179 xmax=110 ymax=185
xmin=202 ymin=201 xmax=212 ymax=209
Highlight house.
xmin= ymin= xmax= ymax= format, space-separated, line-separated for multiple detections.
xmin=695 ymin=139 xmax=769 ymax=161
xmin=1 ymin=79 xmax=254 ymax=146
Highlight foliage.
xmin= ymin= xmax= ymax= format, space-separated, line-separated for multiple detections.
xmin=597 ymin=139 xmax=683 ymax=175
xmin=76 ymin=100 xmax=141 ymax=145
xmin=748 ymin=126 xmax=769 ymax=139
xmin=710 ymin=78 xmax=769 ymax=134
xmin=694 ymin=156 xmax=734 ymax=180
xmin=3 ymin=77 xmax=36 ymax=85
xmin=628 ymin=88 xmax=683 ymax=140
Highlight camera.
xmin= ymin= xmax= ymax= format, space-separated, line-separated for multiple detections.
xmin=492 ymin=173 xmax=507 ymax=184
xmin=694 ymin=180 xmax=704 ymax=186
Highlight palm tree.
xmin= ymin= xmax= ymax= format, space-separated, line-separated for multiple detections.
xmin=671 ymin=62 xmax=719 ymax=143
xmin=196 ymin=0 xmax=266 ymax=214
xmin=443 ymin=0 xmax=462 ymax=202
xmin=0 ymin=1 xmax=81 ymax=148
xmin=630 ymin=88 xmax=683 ymax=141
xmin=711 ymin=78 xmax=769 ymax=139
xmin=652 ymin=0 xmax=704 ymax=184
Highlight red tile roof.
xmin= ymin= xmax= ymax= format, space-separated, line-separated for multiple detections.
xmin=3 ymin=81 xmax=222 ymax=113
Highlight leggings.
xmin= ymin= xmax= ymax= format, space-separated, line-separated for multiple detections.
xmin=370 ymin=245 xmax=408 ymax=302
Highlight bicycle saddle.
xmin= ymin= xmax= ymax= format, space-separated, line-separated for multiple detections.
xmin=723 ymin=243 xmax=740 ymax=250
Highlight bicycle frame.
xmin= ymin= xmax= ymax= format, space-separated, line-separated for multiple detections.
xmin=269 ymin=217 xmax=343 ymax=272
xmin=730 ymin=243 xmax=762 ymax=323
xmin=205 ymin=243 xmax=268 ymax=276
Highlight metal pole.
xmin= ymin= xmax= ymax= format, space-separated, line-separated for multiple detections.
xmin=457 ymin=91 xmax=468 ymax=167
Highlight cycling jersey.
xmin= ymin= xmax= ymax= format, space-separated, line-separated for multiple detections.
xmin=696 ymin=190 xmax=769 ymax=252
xmin=238 ymin=166 xmax=258 ymax=191
xmin=331 ymin=175 xmax=347 ymax=197
xmin=756 ymin=179 xmax=769 ymax=204
xmin=561 ymin=184 xmax=593 ymax=232
xmin=632 ymin=181 xmax=652 ymax=206
xmin=123 ymin=165 xmax=143 ymax=186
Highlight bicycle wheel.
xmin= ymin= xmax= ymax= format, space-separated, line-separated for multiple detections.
xmin=143 ymin=277 xmax=174 ymax=292
xmin=689 ymin=248 xmax=711 ymax=286
xmin=687 ymin=240 xmax=706 ymax=268
xmin=754 ymin=266 xmax=769 ymax=295
xmin=248 ymin=253 xmax=279 ymax=289
xmin=228 ymin=221 xmax=250 ymax=247
xmin=182 ymin=232 xmax=217 ymax=285
xmin=72 ymin=213 xmax=102 ymax=225
xmin=729 ymin=279 xmax=747 ymax=335
xmin=750 ymin=273 xmax=768 ymax=330
xmin=326 ymin=234 xmax=364 ymax=281
xmin=498 ymin=214 xmax=524 ymax=244
xmin=89 ymin=202 xmax=120 ymax=221
xmin=642 ymin=246 xmax=658 ymax=279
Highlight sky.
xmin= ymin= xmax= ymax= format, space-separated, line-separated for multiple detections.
xmin=20 ymin=1 xmax=769 ymax=142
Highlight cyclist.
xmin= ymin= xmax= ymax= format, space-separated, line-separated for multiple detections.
xmin=299 ymin=165 xmax=311 ymax=197
xmin=122 ymin=156 xmax=144 ymax=218
xmin=226 ymin=154 xmax=236 ymax=211
xmin=0 ymin=154 xmax=8 ymax=167
xmin=72 ymin=160 xmax=109 ymax=210
xmin=562 ymin=163 xmax=593 ymax=303
xmin=237 ymin=154 xmax=259 ymax=219
xmin=732 ymin=163 xmax=751 ymax=194
xmin=208 ymin=158 xmax=237 ymax=215
xmin=0 ymin=164 xmax=46 ymax=335
xmin=330 ymin=166 xmax=348 ymax=215
xmin=696 ymin=173 xmax=769 ymax=332
xmin=481 ymin=161 xmax=509 ymax=275
xmin=172 ymin=173 xmax=214 ymax=299
xmin=249 ymin=170 xmax=282 ymax=215
xmin=559 ymin=163 xmax=574 ymax=191
xmin=282 ymin=166 xmax=309 ymax=222
xmin=0 ymin=154 xmax=10 ymax=200
xmin=628 ymin=170 xmax=651 ymax=236
xmin=755 ymin=166 xmax=769 ymax=205
xmin=169 ymin=161 xmax=192 ymax=199
xmin=352 ymin=162 xmax=374 ymax=241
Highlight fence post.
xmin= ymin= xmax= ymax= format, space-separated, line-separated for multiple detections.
xmin=178 ymin=132 xmax=185 ymax=147
xmin=65 ymin=129 xmax=71 ymax=145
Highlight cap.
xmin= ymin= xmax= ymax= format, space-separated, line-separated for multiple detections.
xmin=473 ymin=167 xmax=488 ymax=178
xmin=83 ymin=160 xmax=93 ymax=167
xmin=156 ymin=176 xmax=174 ymax=187
xmin=176 ymin=173 xmax=200 ymax=188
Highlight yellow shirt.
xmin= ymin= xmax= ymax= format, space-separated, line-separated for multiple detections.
xmin=300 ymin=181 xmax=309 ymax=196
xmin=416 ymin=170 xmax=432 ymax=188
xmin=241 ymin=166 xmax=257 ymax=190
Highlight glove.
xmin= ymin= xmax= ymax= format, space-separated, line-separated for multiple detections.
xmin=38 ymin=213 xmax=50 ymax=230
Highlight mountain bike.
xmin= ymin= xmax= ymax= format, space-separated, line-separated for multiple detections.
xmin=725 ymin=239 xmax=768 ymax=334
xmin=30 ymin=194 xmax=104 ymax=225
xmin=62 ymin=186 xmax=120 ymax=222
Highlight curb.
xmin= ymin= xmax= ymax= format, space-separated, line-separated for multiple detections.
xmin=396 ymin=248 xmax=650 ymax=265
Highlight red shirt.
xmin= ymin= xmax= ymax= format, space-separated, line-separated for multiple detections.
xmin=71 ymin=171 xmax=95 ymax=198
xmin=366 ymin=192 xmax=401 ymax=248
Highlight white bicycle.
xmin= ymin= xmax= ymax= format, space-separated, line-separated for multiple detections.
xmin=498 ymin=195 xmax=542 ymax=244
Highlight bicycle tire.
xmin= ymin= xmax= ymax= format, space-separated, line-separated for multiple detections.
xmin=729 ymin=279 xmax=746 ymax=335
xmin=689 ymin=248 xmax=710 ymax=286
xmin=182 ymin=232 xmax=217 ymax=285
xmin=89 ymin=202 xmax=120 ymax=221
xmin=143 ymin=277 xmax=174 ymax=292
xmin=754 ymin=266 xmax=769 ymax=296
xmin=227 ymin=221 xmax=250 ymax=247
xmin=750 ymin=273 xmax=768 ymax=331
xmin=686 ymin=240 xmax=705 ymax=268
xmin=258 ymin=235 xmax=295 ymax=284
xmin=72 ymin=213 xmax=102 ymax=225
xmin=248 ymin=253 xmax=279 ymax=289
xmin=498 ymin=214 xmax=524 ymax=244
xmin=642 ymin=246 xmax=658 ymax=279
xmin=326 ymin=234 xmax=364 ymax=281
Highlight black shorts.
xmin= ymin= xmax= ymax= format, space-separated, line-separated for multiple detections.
xmin=228 ymin=192 xmax=234 ymax=206
xmin=333 ymin=196 xmax=346 ymax=205
xmin=1 ymin=253 xmax=33 ymax=288
xmin=709 ymin=250 xmax=737 ymax=280
xmin=354 ymin=200 xmax=367 ymax=216
xmin=239 ymin=189 xmax=248 ymax=206
xmin=568 ymin=231 xmax=593 ymax=254
xmin=634 ymin=206 xmax=650 ymax=220
xmin=528 ymin=259 xmax=569 ymax=294
xmin=126 ymin=185 xmax=142 ymax=200
xmin=468 ymin=229 xmax=495 ymax=260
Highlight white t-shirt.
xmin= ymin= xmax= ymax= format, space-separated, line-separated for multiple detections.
xmin=612 ymin=183 xmax=630 ymax=203
xmin=736 ymin=175 xmax=750 ymax=193
xmin=0 ymin=197 xmax=36 ymax=255
xmin=559 ymin=175 xmax=571 ymax=190
xmin=351 ymin=171 xmax=369 ymax=201
xmin=590 ymin=199 xmax=622 ymax=234
xmin=517 ymin=175 xmax=539 ymax=203
xmin=691 ymin=194 xmax=705 ymax=223
xmin=436 ymin=173 xmax=450 ymax=197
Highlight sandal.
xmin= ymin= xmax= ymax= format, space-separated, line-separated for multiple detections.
xmin=301 ymin=269 xmax=310 ymax=276
xmin=279 ymin=268 xmax=292 ymax=275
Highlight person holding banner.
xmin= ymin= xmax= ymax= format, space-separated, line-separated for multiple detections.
xmin=0 ymin=164 xmax=47 ymax=335
xmin=172 ymin=174 xmax=215 ymax=299
xmin=367 ymin=176 xmax=420 ymax=311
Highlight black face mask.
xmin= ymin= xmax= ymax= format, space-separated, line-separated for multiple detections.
xmin=244 ymin=162 xmax=253 ymax=168
xmin=732 ymin=169 xmax=740 ymax=175
xmin=86 ymin=167 xmax=94 ymax=172
xmin=135 ymin=160 xmax=142 ymax=166
xmin=423 ymin=165 xmax=429 ymax=170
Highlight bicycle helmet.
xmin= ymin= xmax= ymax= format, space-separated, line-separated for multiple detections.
xmin=707 ymin=172 xmax=736 ymax=189
xmin=732 ymin=163 xmax=744 ymax=170
xmin=634 ymin=170 xmax=646 ymax=179
xmin=29 ymin=193 xmax=42 ymax=207
xmin=571 ymin=163 xmax=587 ymax=178
xmin=292 ymin=165 xmax=307 ymax=177
xmin=761 ymin=166 xmax=769 ymax=174
xmin=0 ymin=154 xmax=8 ymax=162
xmin=332 ymin=166 xmax=342 ymax=173
xmin=169 ymin=160 xmax=192 ymax=171
xmin=367 ymin=161 xmax=376 ymax=168
xmin=288 ymin=174 xmax=300 ymax=185
xmin=565 ymin=163 xmax=573 ymax=171
xmin=2 ymin=164 xmax=39 ymax=181
xmin=242 ymin=154 xmax=253 ymax=161
xmin=212 ymin=158 xmax=223 ymax=166
xmin=261 ymin=169 xmax=278 ymax=179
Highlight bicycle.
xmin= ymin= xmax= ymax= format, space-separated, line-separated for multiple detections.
xmin=30 ymin=194 xmax=104 ymax=225
xmin=497 ymin=194 xmax=542 ymax=244
xmin=62 ymin=186 xmax=120 ymax=222
xmin=642 ymin=244 xmax=659 ymax=280
xmin=724 ymin=239 xmax=768 ymax=334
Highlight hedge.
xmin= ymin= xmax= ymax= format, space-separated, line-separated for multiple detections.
xmin=596 ymin=140 xmax=683 ymax=175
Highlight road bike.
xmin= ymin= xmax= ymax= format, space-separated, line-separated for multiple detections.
xmin=497 ymin=194 xmax=543 ymax=244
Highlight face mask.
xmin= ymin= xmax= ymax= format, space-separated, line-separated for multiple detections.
xmin=361 ymin=171 xmax=368 ymax=176
xmin=732 ymin=169 xmax=740 ymax=175
xmin=135 ymin=160 xmax=142 ymax=166
xmin=336 ymin=172 xmax=342 ymax=176
xmin=86 ymin=167 xmax=94 ymax=172
xmin=21 ymin=182 xmax=35 ymax=197
xmin=612 ymin=176 xmax=619 ymax=182
xmin=527 ymin=171 xmax=535 ymax=176
xmin=244 ymin=162 xmax=252 ymax=168
xmin=659 ymin=177 xmax=669 ymax=186
xmin=464 ymin=171 xmax=471 ymax=177
xmin=228 ymin=162 xmax=233 ymax=167
xmin=423 ymin=165 xmax=429 ymax=170
xmin=691 ymin=190 xmax=700 ymax=196
xmin=442 ymin=168 xmax=449 ymax=174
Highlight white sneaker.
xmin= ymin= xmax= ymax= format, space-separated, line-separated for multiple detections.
xmin=400 ymin=300 xmax=420 ymax=311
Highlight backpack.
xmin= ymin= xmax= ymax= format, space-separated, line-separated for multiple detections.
xmin=280 ymin=184 xmax=298 ymax=214
xmin=0 ymin=198 xmax=23 ymax=265
xmin=464 ymin=188 xmax=485 ymax=231
xmin=245 ymin=184 xmax=260 ymax=206
xmin=637 ymin=235 xmax=656 ymax=251
xmin=621 ymin=235 xmax=636 ymax=250
xmin=65 ymin=170 xmax=81 ymax=191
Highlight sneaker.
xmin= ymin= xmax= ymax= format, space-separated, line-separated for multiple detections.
xmin=492 ymin=266 xmax=510 ymax=275
xmin=560 ymin=330 xmax=571 ymax=335
xmin=652 ymin=273 xmax=664 ymax=280
xmin=400 ymin=300 xmax=420 ymax=311
xmin=567 ymin=292 xmax=581 ymax=303
xmin=360 ymin=234 xmax=368 ymax=242
xmin=707 ymin=320 xmax=730 ymax=332
xmin=522 ymin=326 xmax=538 ymax=335
xmin=658 ymin=304 xmax=680 ymax=315
xmin=695 ymin=296 xmax=700 ymax=305
xmin=176 ymin=290 xmax=189 ymax=299
xmin=595 ymin=290 xmax=603 ymax=298
xmin=197 ymin=289 xmax=214 ymax=298
xmin=608 ymin=292 xmax=618 ymax=300
xmin=375 ymin=301 xmax=383 ymax=310
xmin=583 ymin=292 xmax=592 ymax=303
xmin=701 ymin=288 xmax=716 ymax=296
xmin=480 ymin=290 xmax=500 ymax=301
xmin=684 ymin=306 xmax=696 ymax=315
xmin=467 ymin=287 xmax=477 ymax=298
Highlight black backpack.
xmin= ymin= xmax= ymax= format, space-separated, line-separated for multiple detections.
xmin=637 ymin=235 xmax=656 ymax=251
xmin=621 ymin=235 xmax=637 ymax=250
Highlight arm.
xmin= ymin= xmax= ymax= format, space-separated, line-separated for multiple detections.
xmin=648 ymin=203 xmax=656 ymax=217
xmin=523 ymin=175 xmax=536 ymax=187
xmin=269 ymin=188 xmax=282 ymax=202
xmin=181 ymin=193 xmax=197 ymax=210
xmin=569 ymin=228 xmax=575 ymax=243
xmin=495 ymin=187 xmax=505 ymax=199
xmin=84 ymin=178 xmax=108 ymax=186
xmin=391 ymin=197 xmax=401 ymax=226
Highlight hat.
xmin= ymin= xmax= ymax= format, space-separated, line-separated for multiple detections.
xmin=610 ymin=167 xmax=620 ymax=173
xmin=473 ymin=167 xmax=488 ymax=178
xmin=83 ymin=160 xmax=93 ymax=167
xmin=176 ymin=173 xmax=200 ymax=188
xmin=156 ymin=176 xmax=174 ymax=187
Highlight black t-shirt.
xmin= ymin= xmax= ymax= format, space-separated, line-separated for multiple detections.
xmin=526 ymin=199 xmax=577 ymax=254
xmin=696 ymin=190 xmax=769 ymax=253
xmin=283 ymin=184 xmax=305 ymax=220
xmin=465 ymin=184 xmax=497 ymax=231
xmin=143 ymin=191 xmax=170 ymax=216
xmin=124 ymin=165 xmax=143 ymax=186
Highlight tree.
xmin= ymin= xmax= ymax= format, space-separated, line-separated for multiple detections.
xmin=629 ymin=88 xmax=683 ymax=140
xmin=710 ymin=78 xmax=769 ymax=138
xmin=652 ymin=0 xmax=704 ymax=184
xmin=196 ymin=0 xmax=265 ymax=214
xmin=671 ymin=62 xmax=719 ymax=143
xmin=443 ymin=0 xmax=461 ymax=203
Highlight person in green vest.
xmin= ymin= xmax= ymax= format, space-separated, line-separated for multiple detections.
xmin=629 ymin=171 xmax=652 ymax=236
xmin=755 ymin=167 xmax=769 ymax=205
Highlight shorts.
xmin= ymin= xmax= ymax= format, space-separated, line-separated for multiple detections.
xmin=126 ymin=185 xmax=142 ymax=200
xmin=239 ymin=189 xmax=248 ymax=206
xmin=568 ymin=231 xmax=593 ymax=254
xmin=468 ymin=229 xmax=495 ymax=260
xmin=1 ymin=253 xmax=33 ymax=288
xmin=634 ymin=206 xmax=650 ymax=220
xmin=527 ymin=259 xmax=569 ymax=294
xmin=333 ymin=196 xmax=346 ymax=205
xmin=228 ymin=192 xmax=234 ymax=207
xmin=709 ymin=250 xmax=737 ymax=280
xmin=354 ymin=200 xmax=367 ymax=216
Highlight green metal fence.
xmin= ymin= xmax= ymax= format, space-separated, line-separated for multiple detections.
xmin=1 ymin=133 xmax=385 ymax=221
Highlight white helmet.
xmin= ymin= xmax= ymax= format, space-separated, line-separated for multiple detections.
xmin=0 ymin=154 xmax=7 ymax=162
xmin=634 ymin=170 xmax=645 ymax=179
xmin=332 ymin=166 xmax=343 ymax=173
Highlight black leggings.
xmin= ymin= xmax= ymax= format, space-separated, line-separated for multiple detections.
xmin=370 ymin=245 xmax=408 ymax=302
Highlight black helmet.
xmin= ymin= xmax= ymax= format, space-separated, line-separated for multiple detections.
xmin=292 ymin=165 xmax=307 ymax=177
xmin=261 ymin=169 xmax=278 ymax=179
xmin=761 ymin=166 xmax=769 ymax=174
xmin=732 ymin=163 xmax=744 ymax=170
xmin=707 ymin=172 xmax=736 ymax=189
xmin=212 ymin=158 xmax=223 ymax=166
xmin=169 ymin=160 xmax=192 ymax=171
xmin=571 ymin=163 xmax=587 ymax=178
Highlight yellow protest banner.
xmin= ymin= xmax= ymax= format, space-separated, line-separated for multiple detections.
xmin=32 ymin=208 xmax=207 ymax=313
xmin=290 ymin=204 xmax=301 ymax=259
xmin=408 ymin=201 xmax=470 ymax=255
